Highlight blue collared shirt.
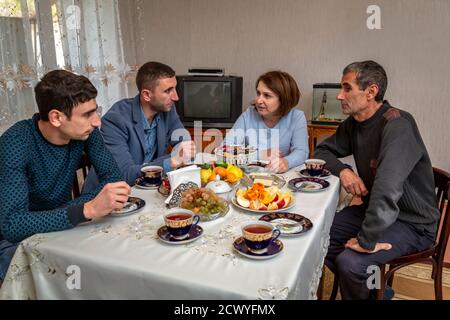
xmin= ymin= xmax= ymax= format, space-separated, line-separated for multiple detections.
xmin=141 ymin=107 xmax=160 ymax=163
xmin=140 ymin=107 xmax=172 ymax=173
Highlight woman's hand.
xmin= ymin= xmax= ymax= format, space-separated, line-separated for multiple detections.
xmin=266 ymin=156 xmax=289 ymax=173
xmin=260 ymin=148 xmax=284 ymax=161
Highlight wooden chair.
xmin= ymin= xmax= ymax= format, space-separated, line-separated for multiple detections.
xmin=72 ymin=153 xmax=91 ymax=198
xmin=329 ymin=167 xmax=450 ymax=300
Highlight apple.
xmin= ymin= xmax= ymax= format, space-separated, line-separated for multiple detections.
xmin=237 ymin=195 xmax=250 ymax=208
xmin=283 ymin=195 xmax=291 ymax=208
xmin=249 ymin=200 xmax=261 ymax=210
xmin=277 ymin=198 xmax=286 ymax=209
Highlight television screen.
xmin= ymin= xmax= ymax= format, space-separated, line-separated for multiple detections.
xmin=183 ymin=81 xmax=231 ymax=119
xmin=176 ymin=75 xmax=243 ymax=128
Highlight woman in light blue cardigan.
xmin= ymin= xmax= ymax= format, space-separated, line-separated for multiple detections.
xmin=225 ymin=71 xmax=308 ymax=173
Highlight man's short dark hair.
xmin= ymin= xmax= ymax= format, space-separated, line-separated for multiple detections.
xmin=136 ymin=61 xmax=176 ymax=92
xmin=34 ymin=70 xmax=97 ymax=121
xmin=343 ymin=60 xmax=388 ymax=102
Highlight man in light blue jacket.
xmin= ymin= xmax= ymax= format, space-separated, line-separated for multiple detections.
xmin=84 ymin=62 xmax=195 ymax=191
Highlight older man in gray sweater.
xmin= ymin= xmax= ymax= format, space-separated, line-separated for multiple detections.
xmin=315 ymin=60 xmax=439 ymax=300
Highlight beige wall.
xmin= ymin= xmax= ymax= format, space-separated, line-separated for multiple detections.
xmin=126 ymin=0 xmax=450 ymax=171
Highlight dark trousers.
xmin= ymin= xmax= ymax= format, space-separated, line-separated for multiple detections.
xmin=0 ymin=240 xmax=19 ymax=281
xmin=325 ymin=205 xmax=434 ymax=300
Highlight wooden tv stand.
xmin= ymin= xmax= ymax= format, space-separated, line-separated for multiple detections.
xmin=307 ymin=122 xmax=338 ymax=157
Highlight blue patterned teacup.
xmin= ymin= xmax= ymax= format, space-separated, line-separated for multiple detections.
xmin=164 ymin=209 xmax=200 ymax=240
xmin=141 ymin=165 xmax=163 ymax=186
xmin=242 ymin=221 xmax=281 ymax=254
xmin=305 ymin=159 xmax=326 ymax=177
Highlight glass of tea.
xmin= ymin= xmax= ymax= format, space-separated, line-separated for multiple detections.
xmin=241 ymin=221 xmax=281 ymax=253
xmin=163 ymin=209 xmax=200 ymax=240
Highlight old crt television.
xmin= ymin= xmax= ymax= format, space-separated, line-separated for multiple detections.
xmin=175 ymin=75 xmax=243 ymax=128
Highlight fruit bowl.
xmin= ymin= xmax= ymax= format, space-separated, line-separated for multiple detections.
xmin=196 ymin=202 xmax=230 ymax=221
xmin=179 ymin=187 xmax=230 ymax=221
xmin=232 ymin=183 xmax=295 ymax=213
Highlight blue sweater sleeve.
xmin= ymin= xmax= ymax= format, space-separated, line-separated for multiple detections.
xmin=0 ymin=130 xmax=75 ymax=243
xmin=284 ymin=110 xmax=309 ymax=169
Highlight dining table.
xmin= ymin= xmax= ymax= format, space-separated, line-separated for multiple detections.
xmin=0 ymin=165 xmax=340 ymax=300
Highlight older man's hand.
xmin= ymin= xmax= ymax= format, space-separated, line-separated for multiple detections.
xmin=339 ymin=168 xmax=369 ymax=197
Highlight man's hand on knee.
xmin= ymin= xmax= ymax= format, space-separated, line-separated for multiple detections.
xmin=339 ymin=169 xmax=369 ymax=197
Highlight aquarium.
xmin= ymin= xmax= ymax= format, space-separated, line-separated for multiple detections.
xmin=311 ymin=83 xmax=347 ymax=125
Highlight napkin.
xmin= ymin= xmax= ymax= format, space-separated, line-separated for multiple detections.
xmin=165 ymin=165 xmax=201 ymax=204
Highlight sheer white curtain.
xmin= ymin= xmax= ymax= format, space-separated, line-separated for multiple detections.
xmin=0 ymin=0 xmax=137 ymax=134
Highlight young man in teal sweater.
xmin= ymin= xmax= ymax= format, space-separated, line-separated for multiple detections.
xmin=0 ymin=70 xmax=131 ymax=283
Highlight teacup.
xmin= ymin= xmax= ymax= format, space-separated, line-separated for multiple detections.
xmin=164 ymin=209 xmax=200 ymax=240
xmin=241 ymin=221 xmax=281 ymax=253
xmin=304 ymin=159 xmax=326 ymax=177
xmin=141 ymin=165 xmax=163 ymax=186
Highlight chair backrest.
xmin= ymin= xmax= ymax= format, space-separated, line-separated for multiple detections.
xmin=432 ymin=167 xmax=450 ymax=262
xmin=72 ymin=153 xmax=92 ymax=198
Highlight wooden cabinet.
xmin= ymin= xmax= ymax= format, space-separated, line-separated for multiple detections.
xmin=186 ymin=124 xmax=338 ymax=157
xmin=307 ymin=123 xmax=338 ymax=157
xmin=186 ymin=127 xmax=229 ymax=153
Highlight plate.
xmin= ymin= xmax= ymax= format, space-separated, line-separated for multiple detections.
xmin=110 ymin=197 xmax=145 ymax=217
xmin=248 ymin=172 xmax=286 ymax=188
xmin=233 ymin=237 xmax=283 ymax=260
xmin=288 ymin=178 xmax=330 ymax=193
xmin=243 ymin=162 xmax=268 ymax=174
xmin=259 ymin=212 xmax=313 ymax=237
xmin=299 ymin=168 xmax=332 ymax=180
xmin=157 ymin=225 xmax=203 ymax=245
xmin=135 ymin=176 xmax=161 ymax=190
xmin=231 ymin=196 xmax=295 ymax=214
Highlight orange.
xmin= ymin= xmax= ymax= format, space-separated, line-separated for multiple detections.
xmin=225 ymin=172 xmax=238 ymax=184
xmin=214 ymin=167 xmax=228 ymax=178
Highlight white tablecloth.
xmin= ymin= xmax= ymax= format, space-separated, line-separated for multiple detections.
xmin=0 ymin=167 xmax=339 ymax=300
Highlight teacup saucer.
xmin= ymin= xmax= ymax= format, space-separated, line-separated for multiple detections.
xmin=299 ymin=168 xmax=331 ymax=179
xmin=157 ymin=225 xmax=203 ymax=245
xmin=232 ymin=237 xmax=283 ymax=260
xmin=110 ymin=197 xmax=145 ymax=217
xmin=288 ymin=177 xmax=330 ymax=193
xmin=135 ymin=176 xmax=161 ymax=190
xmin=259 ymin=212 xmax=313 ymax=237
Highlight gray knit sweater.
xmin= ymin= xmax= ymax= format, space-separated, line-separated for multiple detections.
xmin=315 ymin=101 xmax=439 ymax=250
